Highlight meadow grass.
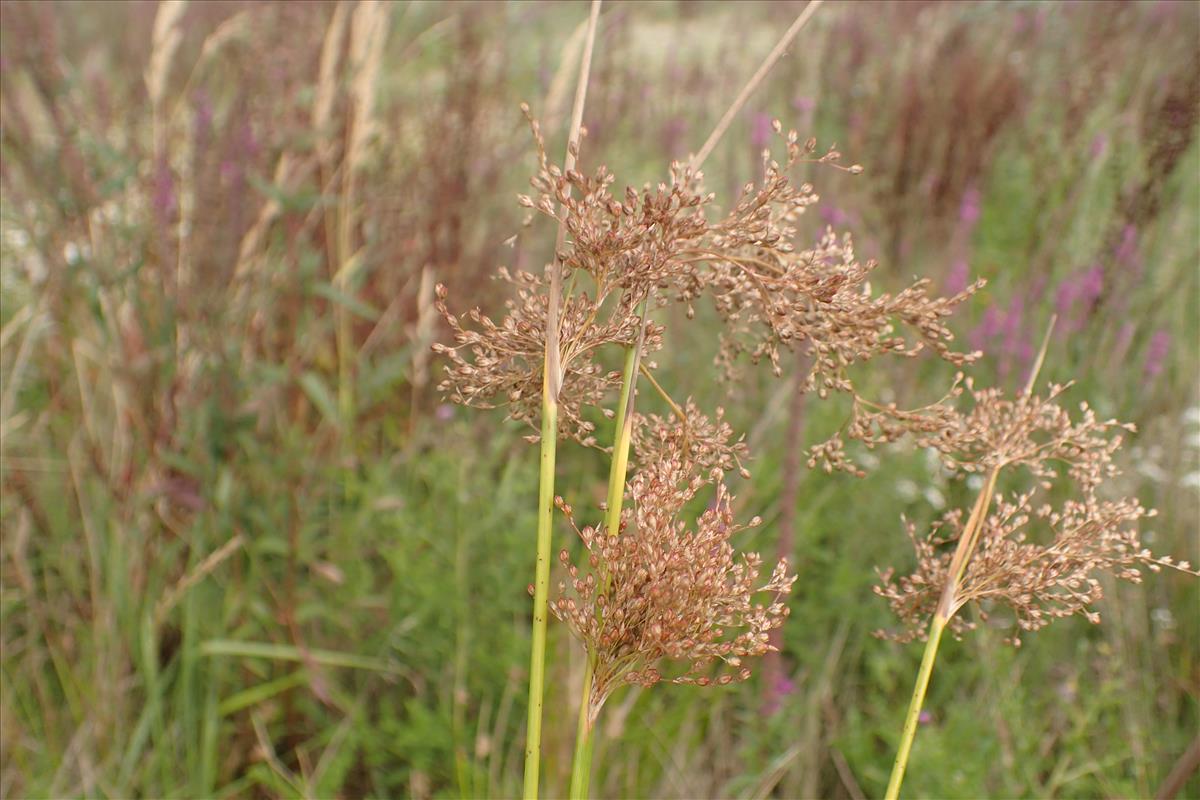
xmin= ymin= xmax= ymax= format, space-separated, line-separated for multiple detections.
xmin=1 ymin=2 xmax=1197 ymax=798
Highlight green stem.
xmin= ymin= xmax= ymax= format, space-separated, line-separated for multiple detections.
xmin=522 ymin=376 xmax=559 ymax=800
xmin=568 ymin=338 xmax=641 ymax=798
xmin=604 ymin=343 xmax=639 ymax=533
xmin=568 ymin=660 xmax=595 ymax=800
xmin=885 ymin=614 xmax=947 ymax=800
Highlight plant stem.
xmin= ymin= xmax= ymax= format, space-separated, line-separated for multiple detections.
xmin=884 ymin=614 xmax=947 ymax=800
xmin=690 ymin=0 xmax=823 ymax=172
xmin=568 ymin=662 xmax=595 ymax=800
xmin=564 ymin=0 xmax=828 ymax=787
xmin=886 ymin=318 xmax=1056 ymax=798
xmin=522 ymin=5 xmax=601 ymax=797
xmin=568 ymin=326 xmax=643 ymax=799
xmin=604 ymin=342 xmax=640 ymax=532
xmin=638 ymin=362 xmax=685 ymax=421
xmin=522 ymin=379 xmax=559 ymax=800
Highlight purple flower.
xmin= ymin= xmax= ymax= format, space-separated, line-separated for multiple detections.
xmin=750 ymin=112 xmax=773 ymax=150
xmin=1054 ymin=265 xmax=1104 ymax=334
xmin=958 ymin=186 xmax=981 ymax=227
xmin=1090 ymin=133 xmax=1109 ymax=160
xmin=970 ymin=305 xmax=1003 ymax=352
xmin=153 ymin=156 xmax=177 ymax=220
xmin=792 ymin=95 xmax=816 ymax=114
xmin=773 ymin=672 xmax=797 ymax=698
xmin=1078 ymin=265 xmax=1104 ymax=307
xmin=820 ymin=205 xmax=852 ymax=228
xmin=1144 ymin=330 xmax=1171 ymax=378
xmin=762 ymin=670 xmax=797 ymax=716
xmin=1115 ymin=224 xmax=1140 ymax=272
xmin=944 ymin=259 xmax=970 ymax=296
xmin=918 ymin=710 xmax=933 ymax=725
xmin=1002 ymin=295 xmax=1025 ymax=342
xmin=998 ymin=295 xmax=1028 ymax=382
xmin=435 ymin=403 xmax=455 ymax=422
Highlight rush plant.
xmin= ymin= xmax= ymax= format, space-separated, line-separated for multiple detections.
xmin=433 ymin=5 xmax=1196 ymax=800
xmin=874 ymin=326 xmax=1200 ymax=799
xmin=433 ymin=3 xmax=991 ymax=797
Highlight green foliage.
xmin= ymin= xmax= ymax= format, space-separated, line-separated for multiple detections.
xmin=1 ymin=2 xmax=1197 ymax=798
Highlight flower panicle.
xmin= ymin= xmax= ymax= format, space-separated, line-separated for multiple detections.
xmin=873 ymin=381 xmax=1198 ymax=646
xmin=551 ymin=431 xmax=795 ymax=721
xmin=434 ymin=111 xmax=983 ymax=448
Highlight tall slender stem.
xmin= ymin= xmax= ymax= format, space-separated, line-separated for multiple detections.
xmin=887 ymin=319 xmax=1056 ymax=798
xmin=568 ymin=313 xmax=644 ymax=799
xmin=562 ymin=1 xmax=826 ymax=791
xmin=568 ymin=662 xmax=596 ymax=800
xmin=604 ymin=339 xmax=641 ymax=534
xmin=523 ymin=4 xmax=601 ymax=797
xmin=690 ymin=0 xmax=823 ymax=172
xmin=885 ymin=614 xmax=946 ymax=800
xmin=523 ymin=377 xmax=560 ymax=800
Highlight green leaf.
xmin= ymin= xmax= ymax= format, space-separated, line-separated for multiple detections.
xmin=298 ymin=371 xmax=340 ymax=427
xmin=199 ymin=639 xmax=400 ymax=674
xmin=310 ymin=282 xmax=381 ymax=321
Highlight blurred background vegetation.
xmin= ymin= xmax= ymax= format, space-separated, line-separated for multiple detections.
xmin=1 ymin=1 xmax=1197 ymax=798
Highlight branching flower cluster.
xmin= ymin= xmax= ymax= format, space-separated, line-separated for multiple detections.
xmin=433 ymin=109 xmax=1003 ymax=711
xmin=435 ymin=114 xmax=984 ymax=451
xmin=631 ymin=399 xmax=750 ymax=478
xmin=874 ymin=380 xmax=1198 ymax=645
xmin=810 ymin=376 xmax=1135 ymax=479
xmin=433 ymin=274 xmax=653 ymax=445
xmin=551 ymin=442 xmax=795 ymax=723
xmin=678 ymin=125 xmax=985 ymax=385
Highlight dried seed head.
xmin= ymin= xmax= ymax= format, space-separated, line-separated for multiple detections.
xmin=434 ymin=113 xmax=979 ymax=453
xmin=551 ymin=429 xmax=794 ymax=721
xmin=631 ymin=399 xmax=749 ymax=477
xmin=874 ymin=383 xmax=1198 ymax=644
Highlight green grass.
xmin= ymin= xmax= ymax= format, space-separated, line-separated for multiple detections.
xmin=1 ymin=2 xmax=1197 ymax=798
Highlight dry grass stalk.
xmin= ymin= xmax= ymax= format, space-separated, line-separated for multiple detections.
xmin=346 ymin=0 xmax=388 ymax=177
xmin=332 ymin=0 xmax=390 ymax=425
xmin=153 ymin=533 xmax=246 ymax=628
xmin=690 ymin=0 xmax=824 ymax=171
xmin=408 ymin=265 xmax=438 ymax=434
xmin=542 ymin=16 xmax=591 ymax=134
xmin=145 ymin=0 xmax=188 ymax=152
xmin=314 ymin=2 xmax=351 ymax=162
